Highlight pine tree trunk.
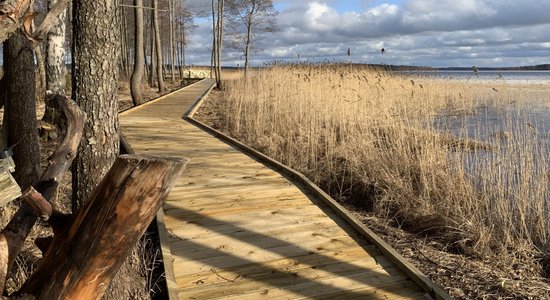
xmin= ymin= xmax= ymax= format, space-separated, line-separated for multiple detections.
xmin=152 ymin=0 xmax=165 ymax=92
xmin=3 ymin=30 xmax=40 ymax=190
xmin=169 ymin=0 xmax=175 ymax=83
xmin=130 ymin=0 xmax=144 ymax=106
xmin=211 ymin=0 xmax=217 ymax=80
xmin=71 ymin=0 xmax=120 ymax=211
xmin=149 ymin=13 xmax=156 ymax=87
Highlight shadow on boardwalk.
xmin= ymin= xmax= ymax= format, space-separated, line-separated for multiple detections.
xmin=165 ymin=204 xmax=424 ymax=299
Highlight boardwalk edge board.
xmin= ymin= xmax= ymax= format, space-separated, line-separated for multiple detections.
xmin=119 ymin=79 xmax=209 ymax=116
xmin=184 ymin=79 xmax=452 ymax=300
xmin=120 ymin=131 xmax=180 ymax=300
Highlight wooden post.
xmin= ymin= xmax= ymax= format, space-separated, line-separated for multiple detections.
xmin=20 ymin=155 xmax=187 ymax=299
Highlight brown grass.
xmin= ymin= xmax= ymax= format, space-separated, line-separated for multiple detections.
xmin=212 ymin=64 xmax=550 ymax=276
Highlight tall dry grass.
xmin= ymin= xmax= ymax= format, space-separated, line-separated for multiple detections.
xmin=216 ymin=64 xmax=549 ymax=270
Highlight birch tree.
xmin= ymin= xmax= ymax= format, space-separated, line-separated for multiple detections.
xmin=46 ymin=0 xmax=67 ymax=95
xmin=42 ymin=0 xmax=68 ymax=125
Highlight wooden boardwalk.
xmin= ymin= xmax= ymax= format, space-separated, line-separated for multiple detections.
xmin=119 ymin=79 xmax=447 ymax=299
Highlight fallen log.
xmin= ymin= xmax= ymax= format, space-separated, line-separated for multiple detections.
xmin=20 ymin=155 xmax=186 ymax=299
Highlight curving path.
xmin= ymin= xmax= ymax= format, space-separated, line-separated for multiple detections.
xmin=119 ymin=79 xmax=449 ymax=300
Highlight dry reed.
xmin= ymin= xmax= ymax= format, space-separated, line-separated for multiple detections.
xmin=216 ymin=64 xmax=550 ymax=272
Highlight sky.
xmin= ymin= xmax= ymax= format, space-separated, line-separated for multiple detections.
xmin=183 ymin=0 xmax=550 ymax=68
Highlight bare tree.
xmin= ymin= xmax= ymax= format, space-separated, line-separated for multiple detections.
xmin=211 ymin=0 xmax=225 ymax=87
xmin=130 ymin=0 xmax=145 ymax=106
xmin=152 ymin=0 xmax=165 ymax=92
xmin=226 ymin=0 xmax=277 ymax=75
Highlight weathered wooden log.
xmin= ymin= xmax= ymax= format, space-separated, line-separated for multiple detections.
xmin=0 ymin=95 xmax=86 ymax=290
xmin=20 ymin=155 xmax=186 ymax=299
xmin=21 ymin=187 xmax=52 ymax=221
xmin=0 ymin=168 xmax=20 ymax=207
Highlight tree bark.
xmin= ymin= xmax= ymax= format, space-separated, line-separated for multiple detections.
xmin=149 ymin=12 xmax=156 ymax=87
xmin=71 ymin=0 xmax=120 ymax=212
xmin=152 ymin=0 xmax=165 ymax=92
xmin=34 ymin=43 xmax=47 ymax=102
xmin=244 ymin=12 xmax=252 ymax=75
xmin=169 ymin=0 xmax=175 ymax=83
xmin=2 ymin=30 xmax=40 ymax=190
xmin=45 ymin=0 xmax=67 ymax=94
xmin=130 ymin=0 xmax=144 ymax=106
xmin=119 ymin=5 xmax=130 ymax=78
xmin=216 ymin=0 xmax=224 ymax=88
xmin=21 ymin=155 xmax=187 ymax=300
xmin=42 ymin=0 xmax=67 ymax=126
xmin=211 ymin=0 xmax=217 ymax=80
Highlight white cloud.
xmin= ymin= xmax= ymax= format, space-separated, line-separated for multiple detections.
xmin=185 ymin=0 xmax=550 ymax=67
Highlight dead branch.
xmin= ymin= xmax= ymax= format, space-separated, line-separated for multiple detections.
xmin=0 ymin=94 xmax=86 ymax=291
xmin=0 ymin=0 xmax=69 ymax=45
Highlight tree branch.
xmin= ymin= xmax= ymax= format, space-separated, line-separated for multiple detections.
xmin=29 ymin=0 xmax=70 ymax=43
xmin=0 ymin=0 xmax=32 ymax=43
xmin=0 ymin=0 xmax=70 ymax=45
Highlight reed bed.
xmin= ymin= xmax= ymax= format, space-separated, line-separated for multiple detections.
xmin=215 ymin=64 xmax=550 ymax=273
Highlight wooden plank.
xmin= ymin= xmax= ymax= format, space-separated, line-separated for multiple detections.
xmin=164 ymin=205 xmax=330 ymax=226
xmin=172 ymin=236 xmax=366 ymax=275
xmin=214 ymin=267 xmax=412 ymax=300
xmin=155 ymin=209 xmax=180 ymax=300
xmin=167 ymin=190 xmax=308 ymax=208
xmin=311 ymin=280 xmax=429 ymax=300
xmin=164 ymin=213 xmax=334 ymax=239
xmin=170 ymin=226 xmax=352 ymax=261
xmin=0 ymin=168 xmax=21 ymax=207
xmin=181 ymin=260 xmax=402 ymax=299
xmin=175 ymin=245 xmax=389 ymax=287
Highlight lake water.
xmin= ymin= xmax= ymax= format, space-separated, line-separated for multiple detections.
xmin=403 ymin=70 xmax=550 ymax=196
xmin=401 ymin=70 xmax=550 ymax=84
